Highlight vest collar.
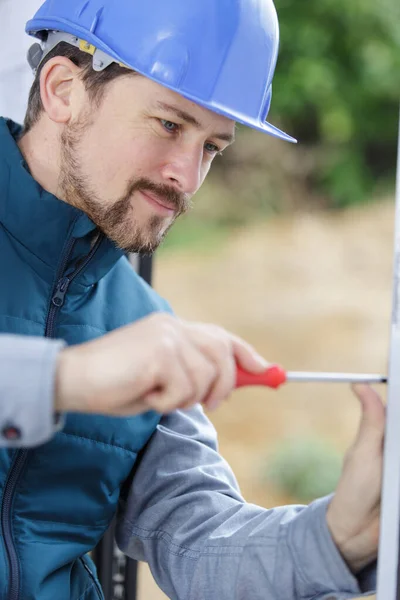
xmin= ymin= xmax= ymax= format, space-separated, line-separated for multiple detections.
xmin=0 ymin=118 xmax=124 ymax=284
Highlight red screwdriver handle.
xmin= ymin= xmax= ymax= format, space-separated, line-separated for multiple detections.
xmin=235 ymin=364 xmax=287 ymax=389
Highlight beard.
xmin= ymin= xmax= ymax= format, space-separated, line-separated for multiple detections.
xmin=59 ymin=115 xmax=191 ymax=254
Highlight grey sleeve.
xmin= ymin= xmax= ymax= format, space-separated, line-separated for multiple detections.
xmin=313 ymin=595 xmax=374 ymax=600
xmin=117 ymin=406 xmax=370 ymax=600
xmin=0 ymin=334 xmax=66 ymax=447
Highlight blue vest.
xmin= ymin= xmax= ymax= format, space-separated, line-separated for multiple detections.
xmin=0 ymin=118 xmax=169 ymax=600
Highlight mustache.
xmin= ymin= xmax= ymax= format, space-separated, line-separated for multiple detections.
xmin=126 ymin=178 xmax=191 ymax=215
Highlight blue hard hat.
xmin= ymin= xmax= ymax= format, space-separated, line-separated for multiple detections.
xmin=26 ymin=0 xmax=296 ymax=143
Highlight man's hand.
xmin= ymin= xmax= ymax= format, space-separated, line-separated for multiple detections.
xmin=55 ymin=313 xmax=268 ymax=416
xmin=326 ymin=384 xmax=385 ymax=574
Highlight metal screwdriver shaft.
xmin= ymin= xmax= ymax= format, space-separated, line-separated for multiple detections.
xmin=286 ymin=371 xmax=387 ymax=384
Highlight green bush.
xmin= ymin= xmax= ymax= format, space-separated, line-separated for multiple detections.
xmin=263 ymin=436 xmax=343 ymax=502
xmin=271 ymin=0 xmax=400 ymax=207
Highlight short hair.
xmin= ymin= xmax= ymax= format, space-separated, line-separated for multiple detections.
xmin=24 ymin=41 xmax=131 ymax=133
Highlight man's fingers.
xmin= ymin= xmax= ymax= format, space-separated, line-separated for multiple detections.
xmin=183 ymin=323 xmax=237 ymax=408
xmin=182 ymin=322 xmax=269 ymax=410
xmin=143 ymin=341 xmax=217 ymax=413
xmin=351 ymin=384 xmax=386 ymax=448
xmin=230 ymin=334 xmax=269 ymax=374
xmin=185 ymin=322 xmax=268 ymax=375
xmin=201 ymin=354 xmax=236 ymax=410
xmin=178 ymin=342 xmax=218 ymax=409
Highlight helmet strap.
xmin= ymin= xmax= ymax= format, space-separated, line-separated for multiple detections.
xmin=27 ymin=31 xmax=129 ymax=73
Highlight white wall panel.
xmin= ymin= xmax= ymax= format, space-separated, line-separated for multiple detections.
xmin=0 ymin=0 xmax=43 ymax=122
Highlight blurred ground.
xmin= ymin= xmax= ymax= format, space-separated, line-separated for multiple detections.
xmin=137 ymin=198 xmax=394 ymax=599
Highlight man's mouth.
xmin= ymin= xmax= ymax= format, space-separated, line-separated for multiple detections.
xmin=139 ymin=190 xmax=177 ymax=216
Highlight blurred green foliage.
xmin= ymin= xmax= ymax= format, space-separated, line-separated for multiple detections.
xmin=272 ymin=0 xmax=400 ymax=207
xmin=264 ymin=436 xmax=343 ymax=502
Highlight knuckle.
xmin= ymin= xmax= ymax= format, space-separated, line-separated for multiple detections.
xmin=216 ymin=337 xmax=231 ymax=358
xmin=158 ymin=328 xmax=180 ymax=355
xmin=193 ymin=358 xmax=217 ymax=382
xmin=206 ymin=323 xmax=229 ymax=342
xmin=205 ymin=330 xmax=231 ymax=359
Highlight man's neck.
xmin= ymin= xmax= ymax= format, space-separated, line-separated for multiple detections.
xmin=17 ymin=122 xmax=64 ymax=201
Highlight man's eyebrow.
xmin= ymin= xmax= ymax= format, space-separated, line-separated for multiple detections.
xmin=155 ymin=101 xmax=236 ymax=145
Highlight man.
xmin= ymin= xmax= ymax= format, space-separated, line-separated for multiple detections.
xmin=0 ymin=0 xmax=382 ymax=598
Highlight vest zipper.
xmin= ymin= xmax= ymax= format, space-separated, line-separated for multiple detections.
xmin=1 ymin=230 xmax=104 ymax=600
xmin=1 ymin=451 xmax=29 ymax=600
xmin=45 ymin=233 xmax=104 ymax=337
xmin=80 ymin=557 xmax=103 ymax=599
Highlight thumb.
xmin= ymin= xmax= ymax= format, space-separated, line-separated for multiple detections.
xmin=351 ymin=384 xmax=386 ymax=449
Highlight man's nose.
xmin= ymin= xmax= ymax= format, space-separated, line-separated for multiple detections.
xmin=160 ymin=145 xmax=204 ymax=196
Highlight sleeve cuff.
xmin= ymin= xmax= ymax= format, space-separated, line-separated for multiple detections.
xmin=316 ymin=594 xmax=375 ymax=600
xmin=0 ymin=335 xmax=67 ymax=447
xmin=289 ymin=494 xmax=362 ymax=597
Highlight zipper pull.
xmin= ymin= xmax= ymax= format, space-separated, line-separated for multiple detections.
xmin=52 ymin=277 xmax=70 ymax=308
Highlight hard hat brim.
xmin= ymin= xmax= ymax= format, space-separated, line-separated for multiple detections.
xmin=178 ymin=94 xmax=298 ymax=144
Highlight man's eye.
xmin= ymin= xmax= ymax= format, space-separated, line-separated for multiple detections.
xmin=205 ymin=142 xmax=222 ymax=155
xmin=160 ymin=119 xmax=179 ymax=133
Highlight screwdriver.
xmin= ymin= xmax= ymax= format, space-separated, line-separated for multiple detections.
xmin=235 ymin=364 xmax=387 ymax=389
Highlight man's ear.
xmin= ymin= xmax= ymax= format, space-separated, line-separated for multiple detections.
xmin=39 ymin=57 xmax=82 ymax=124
